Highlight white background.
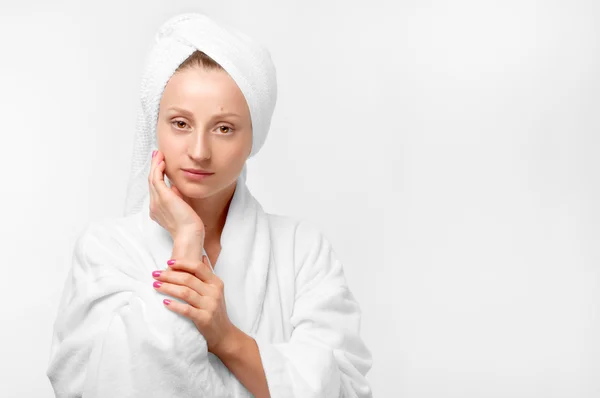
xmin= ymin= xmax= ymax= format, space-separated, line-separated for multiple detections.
xmin=1 ymin=0 xmax=599 ymax=397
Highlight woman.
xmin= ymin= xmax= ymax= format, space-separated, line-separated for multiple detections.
xmin=46 ymin=12 xmax=372 ymax=398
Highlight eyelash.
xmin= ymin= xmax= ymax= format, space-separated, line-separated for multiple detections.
xmin=171 ymin=120 xmax=234 ymax=134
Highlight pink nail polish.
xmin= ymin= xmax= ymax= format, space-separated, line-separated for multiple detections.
xmin=164 ymin=299 xmax=171 ymax=305
xmin=152 ymin=270 xmax=162 ymax=278
xmin=167 ymin=259 xmax=175 ymax=265
xmin=152 ymin=150 xmax=157 ymax=158
xmin=153 ymin=281 xmax=162 ymax=288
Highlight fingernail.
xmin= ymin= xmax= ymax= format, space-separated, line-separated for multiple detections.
xmin=152 ymin=270 xmax=162 ymax=278
xmin=153 ymin=281 xmax=162 ymax=288
xmin=167 ymin=259 xmax=175 ymax=265
xmin=163 ymin=299 xmax=171 ymax=306
xmin=152 ymin=150 xmax=157 ymax=158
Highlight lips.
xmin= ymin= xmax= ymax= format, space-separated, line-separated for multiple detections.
xmin=182 ymin=168 xmax=214 ymax=175
xmin=182 ymin=169 xmax=213 ymax=181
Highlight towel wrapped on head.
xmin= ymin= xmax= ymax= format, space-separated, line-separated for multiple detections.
xmin=124 ymin=12 xmax=278 ymax=217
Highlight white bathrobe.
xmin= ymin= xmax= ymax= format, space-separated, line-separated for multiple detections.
xmin=46 ymin=176 xmax=373 ymax=397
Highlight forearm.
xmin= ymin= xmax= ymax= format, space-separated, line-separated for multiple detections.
xmin=213 ymin=326 xmax=271 ymax=398
xmin=171 ymin=237 xmax=269 ymax=396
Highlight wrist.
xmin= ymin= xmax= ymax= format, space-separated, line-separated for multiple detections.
xmin=172 ymin=232 xmax=204 ymax=261
xmin=174 ymin=224 xmax=204 ymax=242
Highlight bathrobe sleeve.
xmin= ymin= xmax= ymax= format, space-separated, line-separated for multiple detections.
xmin=46 ymin=221 xmax=233 ymax=398
xmin=252 ymin=220 xmax=373 ymax=398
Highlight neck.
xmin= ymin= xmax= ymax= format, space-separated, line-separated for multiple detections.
xmin=184 ymin=181 xmax=237 ymax=246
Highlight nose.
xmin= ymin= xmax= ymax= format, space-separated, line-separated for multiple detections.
xmin=187 ymin=130 xmax=211 ymax=161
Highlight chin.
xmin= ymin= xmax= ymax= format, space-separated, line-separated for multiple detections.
xmin=172 ymin=172 xmax=237 ymax=198
xmin=178 ymin=182 xmax=213 ymax=196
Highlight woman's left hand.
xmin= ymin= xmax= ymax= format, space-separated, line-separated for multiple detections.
xmin=151 ymin=255 xmax=238 ymax=355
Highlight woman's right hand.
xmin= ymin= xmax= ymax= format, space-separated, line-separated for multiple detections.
xmin=148 ymin=150 xmax=205 ymax=246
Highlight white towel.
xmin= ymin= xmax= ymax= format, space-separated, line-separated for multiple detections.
xmin=123 ymin=12 xmax=277 ymax=217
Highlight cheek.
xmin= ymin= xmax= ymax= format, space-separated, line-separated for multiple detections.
xmin=157 ymin=133 xmax=184 ymax=157
xmin=238 ymin=131 xmax=253 ymax=157
xmin=156 ymin=120 xmax=168 ymax=140
xmin=156 ymin=130 xmax=169 ymax=152
xmin=233 ymin=141 xmax=251 ymax=164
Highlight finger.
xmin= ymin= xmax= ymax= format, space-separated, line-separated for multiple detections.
xmin=147 ymin=151 xmax=159 ymax=220
xmin=148 ymin=149 xmax=161 ymax=185
xmin=159 ymin=281 xmax=214 ymax=311
xmin=153 ymin=268 xmax=211 ymax=296
xmin=167 ymin=256 xmax=216 ymax=284
xmin=148 ymin=150 xmax=161 ymax=199
xmin=153 ymin=158 xmax=171 ymax=198
xmin=163 ymin=297 xmax=211 ymax=322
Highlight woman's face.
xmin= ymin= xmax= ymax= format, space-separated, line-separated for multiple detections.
xmin=156 ymin=66 xmax=252 ymax=199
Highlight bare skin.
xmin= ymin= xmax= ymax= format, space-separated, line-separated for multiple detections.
xmin=157 ymin=65 xmax=253 ymax=252
xmin=147 ymin=65 xmax=271 ymax=397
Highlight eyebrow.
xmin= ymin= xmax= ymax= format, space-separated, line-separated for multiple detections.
xmin=167 ymin=106 xmax=241 ymax=119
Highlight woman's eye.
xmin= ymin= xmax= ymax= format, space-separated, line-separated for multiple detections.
xmin=172 ymin=120 xmax=188 ymax=129
xmin=218 ymin=125 xmax=233 ymax=134
xmin=171 ymin=121 xmax=232 ymax=134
